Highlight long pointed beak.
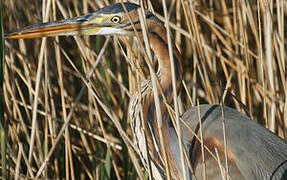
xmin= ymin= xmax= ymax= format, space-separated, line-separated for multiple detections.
xmin=5 ymin=15 xmax=105 ymax=39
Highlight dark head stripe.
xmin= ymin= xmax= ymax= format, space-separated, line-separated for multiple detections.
xmin=96 ymin=2 xmax=140 ymax=14
xmin=121 ymin=13 xmax=154 ymax=29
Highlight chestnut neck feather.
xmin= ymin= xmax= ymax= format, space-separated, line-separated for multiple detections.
xmin=138 ymin=20 xmax=183 ymax=178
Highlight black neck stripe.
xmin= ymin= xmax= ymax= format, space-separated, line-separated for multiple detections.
xmin=122 ymin=13 xmax=154 ymax=29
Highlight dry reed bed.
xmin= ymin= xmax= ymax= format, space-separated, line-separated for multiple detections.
xmin=3 ymin=0 xmax=287 ymax=179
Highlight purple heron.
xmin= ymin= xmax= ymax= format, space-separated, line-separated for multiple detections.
xmin=5 ymin=2 xmax=287 ymax=180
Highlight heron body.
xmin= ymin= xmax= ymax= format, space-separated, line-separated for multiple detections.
xmin=5 ymin=2 xmax=287 ymax=180
xmin=184 ymin=105 xmax=287 ymax=180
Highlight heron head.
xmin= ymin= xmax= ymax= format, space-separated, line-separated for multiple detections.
xmin=5 ymin=2 xmax=157 ymax=39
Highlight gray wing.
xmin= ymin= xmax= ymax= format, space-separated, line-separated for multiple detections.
xmin=182 ymin=104 xmax=287 ymax=180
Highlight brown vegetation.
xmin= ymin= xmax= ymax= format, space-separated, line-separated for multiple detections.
xmin=3 ymin=0 xmax=287 ymax=179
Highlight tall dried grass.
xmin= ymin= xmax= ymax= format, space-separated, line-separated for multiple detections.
xmin=3 ymin=0 xmax=287 ymax=179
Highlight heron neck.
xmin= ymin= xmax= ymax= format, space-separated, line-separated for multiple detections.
xmin=147 ymin=25 xmax=183 ymax=100
xmin=140 ymin=26 xmax=184 ymax=178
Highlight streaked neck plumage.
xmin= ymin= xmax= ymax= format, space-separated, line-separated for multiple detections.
xmin=128 ymin=16 xmax=184 ymax=179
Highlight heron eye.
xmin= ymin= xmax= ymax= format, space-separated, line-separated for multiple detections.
xmin=111 ymin=16 xmax=121 ymax=24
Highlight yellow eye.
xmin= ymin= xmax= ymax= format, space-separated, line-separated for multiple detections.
xmin=111 ymin=16 xmax=121 ymax=24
